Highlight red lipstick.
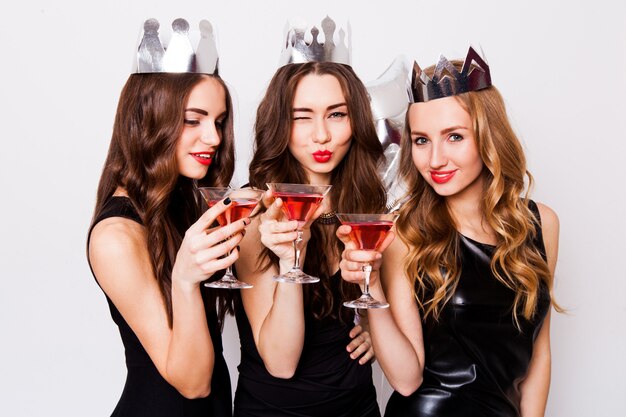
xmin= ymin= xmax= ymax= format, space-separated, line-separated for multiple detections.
xmin=313 ymin=150 xmax=332 ymax=163
xmin=430 ymin=170 xmax=456 ymax=184
xmin=190 ymin=152 xmax=214 ymax=166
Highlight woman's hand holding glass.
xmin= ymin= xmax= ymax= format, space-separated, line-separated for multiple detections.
xmin=258 ymin=193 xmax=323 ymax=273
xmin=198 ymin=187 xmax=264 ymax=289
xmin=264 ymin=183 xmax=332 ymax=283
xmin=172 ymin=198 xmax=248 ymax=289
xmin=336 ymin=223 xmax=396 ymax=306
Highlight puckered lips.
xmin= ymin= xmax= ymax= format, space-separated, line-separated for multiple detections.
xmin=430 ymin=169 xmax=457 ymax=184
xmin=190 ymin=151 xmax=215 ymax=166
xmin=312 ymin=150 xmax=332 ymax=163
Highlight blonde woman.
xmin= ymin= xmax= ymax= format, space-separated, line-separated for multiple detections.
xmin=338 ymin=49 xmax=561 ymax=417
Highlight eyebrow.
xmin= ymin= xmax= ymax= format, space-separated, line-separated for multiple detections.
xmin=185 ymin=108 xmax=208 ymax=116
xmin=293 ymin=103 xmax=348 ymax=112
xmin=441 ymin=125 xmax=469 ymax=135
xmin=185 ymin=108 xmax=227 ymax=119
xmin=410 ymin=125 xmax=469 ymax=136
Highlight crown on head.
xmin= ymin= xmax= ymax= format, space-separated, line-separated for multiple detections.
xmin=278 ymin=16 xmax=351 ymax=67
xmin=408 ymin=47 xmax=491 ymax=103
xmin=133 ymin=18 xmax=219 ymax=75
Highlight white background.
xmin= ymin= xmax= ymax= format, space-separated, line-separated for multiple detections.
xmin=1 ymin=0 xmax=624 ymax=415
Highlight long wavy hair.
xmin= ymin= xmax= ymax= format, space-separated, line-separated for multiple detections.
xmin=249 ymin=62 xmax=387 ymax=323
xmin=397 ymin=62 xmax=561 ymax=328
xmin=91 ymin=73 xmax=235 ymax=326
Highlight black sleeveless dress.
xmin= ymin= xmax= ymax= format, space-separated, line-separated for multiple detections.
xmin=88 ymin=197 xmax=232 ymax=417
xmin=385 ymin=201 xmax=551 ymax=417
xmin=233 ymin=271 xmax=380 ymax=417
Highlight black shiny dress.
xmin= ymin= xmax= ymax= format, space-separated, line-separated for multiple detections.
xmin=385 ymin=201 xmax=551 ymax=417
xmin=88 ymin=197 xmax=232 ymax=417
xmin=233 ymin=271 xmax=380 ymax=417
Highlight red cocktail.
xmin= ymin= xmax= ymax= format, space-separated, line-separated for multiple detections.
xmin=273 ymin=192 xmax=325 ymax=226
xmin=343 ymin=221 xmax=394 ymax=251
xmin=209 ymin=198 xmax=260 ymax=227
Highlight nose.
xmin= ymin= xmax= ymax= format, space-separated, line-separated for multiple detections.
xmin=429 ymin=141 xmax=447 ymax=169
xmin=200 ymin=122 xmax=221 ymax=146
xmin=312 ymin=118 xmax=331 ymax=144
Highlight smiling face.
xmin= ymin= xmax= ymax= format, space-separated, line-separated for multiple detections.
xmin=408 ymin=96 xmax=485 ymax=202
xmin=176 ymin=76 xmax=227 ymax=180
xmin=288 ymin=73 xmax=352 ymax=185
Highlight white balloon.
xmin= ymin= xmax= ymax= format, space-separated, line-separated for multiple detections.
xmin=366 ymin=56 xmax=410 ymax=210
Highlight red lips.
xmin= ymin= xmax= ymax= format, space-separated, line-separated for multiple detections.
xmin=190 ymin=152 xmax=214 ymax=166
xmin=313 ymin=150 xmax=332 ymax=163
xmin=430 ymin=170 xmax=457 ymax=184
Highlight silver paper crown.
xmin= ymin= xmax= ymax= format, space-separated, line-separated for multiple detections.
xmin=408 ymin=47 xmax=491 ymax=103
xmin=278 ymin=16 xmax=351 ymax=67
xmin=133 ymin=18 xmax=219 ymax=74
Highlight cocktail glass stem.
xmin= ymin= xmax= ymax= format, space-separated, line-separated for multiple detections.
xmin=292 ymin=230 xmax=304 ymax=273
xmin=343 ymin=261 xmax=388 ymax=308
xmin=223 ymin=263 xmax=235 ymax=281
xmin=362 ymin=263 xmax=372 ymax=298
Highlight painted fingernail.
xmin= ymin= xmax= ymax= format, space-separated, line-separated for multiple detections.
xmin=243 ymin=218 xmax=250 ymax=226
xmin=223 ymin=197 xmax=231 ymax=205
xmin=237 ymin=245 xmax=241 ymax=252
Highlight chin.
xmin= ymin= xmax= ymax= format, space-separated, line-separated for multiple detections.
xmin=428 ymin=183 xmax=456 ymax=197
xmin=180 ymin=169 xmax=209 ymax=180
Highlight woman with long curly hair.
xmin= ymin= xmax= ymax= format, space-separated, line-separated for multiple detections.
xmin=339 ymin=50 xmax=562 ymax=417
xmin=232 ymin=57 xmax=386 ymax=416
xmin=87 ymin=20 xmax=244 ymax=416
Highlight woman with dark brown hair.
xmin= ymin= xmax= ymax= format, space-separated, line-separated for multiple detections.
xmin=339 ymin=49 xmax=562 ymax=417
xmin=87 ymin=19 xmax=243 ymax=417
xmin=232 ymin=40 xmax=386 ymax=416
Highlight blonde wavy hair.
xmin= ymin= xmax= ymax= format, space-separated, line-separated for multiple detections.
xmin=396 ymin=64 xmax=560 ymax=327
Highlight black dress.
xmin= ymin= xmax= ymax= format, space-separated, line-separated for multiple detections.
xmin=88 ymin=197 xmax=232 ymax=417
xmin=233 ymin=271 xmax=380 ymax=417
xmin=385 ymin=201 xmax=551 ymax=417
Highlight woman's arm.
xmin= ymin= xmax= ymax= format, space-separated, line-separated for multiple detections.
xmin=338 ymin=226 xmax=425 ymax=395
xmin=89 ymin=200 xmax=246 ymax=398
xmin=235 ymin=197 xmax=311 ymax=378
xmin=519 ymin=202 xmax=560 ymax=416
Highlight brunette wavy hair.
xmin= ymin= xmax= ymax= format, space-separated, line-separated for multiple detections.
xmin=91 ymin=73 xmax=235 ymax=326
xmin=249 ymin=62 xmax=387 ymax=323
xmin=396 ymin=61 xmax=561 ymax=328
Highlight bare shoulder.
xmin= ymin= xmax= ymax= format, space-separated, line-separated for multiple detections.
xmin=535 ymin=202 xmax=559 ymax=231
xmin=534 ymin=202 xmax=560 ymax=273
xmin=90 ymin=216 xmax=147 ymax=261
xmin=534 ymin=202 xmax=560 ymax=243
xmin=89 ymin=217 xmax=153 ymax=291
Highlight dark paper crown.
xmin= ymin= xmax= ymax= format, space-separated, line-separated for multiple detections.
xmin=409 ymin=47 xmax=491 ymax=103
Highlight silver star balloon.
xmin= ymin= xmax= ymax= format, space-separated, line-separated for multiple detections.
xmin=366 ymin=56 xmax=410 ymax=211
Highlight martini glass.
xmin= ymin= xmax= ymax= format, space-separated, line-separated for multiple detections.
xmin=266 ymin=183 xmax=332 ymax=284
xmin=197 ymin=187 xmax=264 ymax=289
xmin=336 ymin=213 xmax=398 ymax=309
